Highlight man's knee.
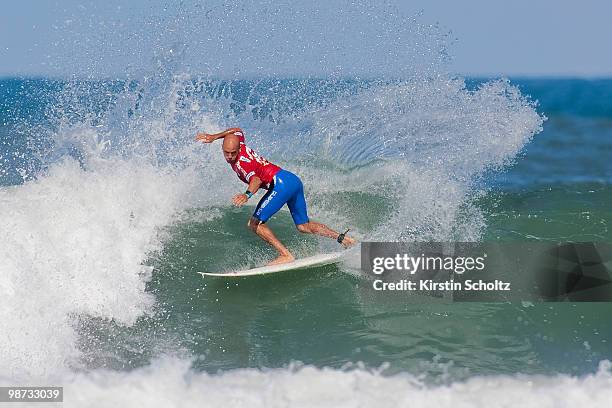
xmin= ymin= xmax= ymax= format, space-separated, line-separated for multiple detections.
xmin=296 ymin=222 xmax=311 ymax=233
xmin=248 ymin=217 xmax=261 ymax=232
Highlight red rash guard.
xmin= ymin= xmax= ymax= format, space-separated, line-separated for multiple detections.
xmin=229 ymin=129 xmax=281 ymax=190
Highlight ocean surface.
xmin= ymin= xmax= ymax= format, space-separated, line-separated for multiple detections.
xmin=1 ymin=75 xmax=612 ymax=407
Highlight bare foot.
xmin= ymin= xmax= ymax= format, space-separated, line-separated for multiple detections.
xmin=341 ymin=235 xmax=357 ymax=248
xmin=267 ymin=253 xmax=295 ymax=266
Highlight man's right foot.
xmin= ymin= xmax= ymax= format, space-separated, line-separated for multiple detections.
xmin=267 ymin=254 xmax=295 ymax=266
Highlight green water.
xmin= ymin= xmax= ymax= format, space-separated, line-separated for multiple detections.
xmin=75 ymin=184 xmax=612 ymax=382
xmin=481 ymin=183 xmax=611 ymax=241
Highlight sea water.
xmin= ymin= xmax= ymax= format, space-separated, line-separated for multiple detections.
xmin=1 ymin=5 xmax=612 ymax=407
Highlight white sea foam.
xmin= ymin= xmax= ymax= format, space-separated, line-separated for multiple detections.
xmin=0 ymin=155 xmax=197 ymax=379
xmin=14 ymin=357 xmax=610 ymax=408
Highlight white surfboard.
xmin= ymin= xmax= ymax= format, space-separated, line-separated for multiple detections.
xmin=198 ymin=251 xmax=345 ymax=277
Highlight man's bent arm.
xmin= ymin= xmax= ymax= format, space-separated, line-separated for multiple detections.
xmin=206 ymin=128 xmax=241 ymax=141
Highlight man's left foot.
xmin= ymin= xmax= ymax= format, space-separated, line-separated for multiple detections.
xmin=267 ymin=254 xmax=295 ymax=266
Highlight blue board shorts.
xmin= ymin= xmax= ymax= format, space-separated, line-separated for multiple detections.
xmin=253 ymin=169 xmax=310 ymax=225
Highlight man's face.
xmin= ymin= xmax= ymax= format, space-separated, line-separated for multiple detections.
xmin=223 ymin=145 xmax=239 ymax=163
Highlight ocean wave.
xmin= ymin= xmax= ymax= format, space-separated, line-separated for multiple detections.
xmin=0 ymin=64 xmax=543 ymax=381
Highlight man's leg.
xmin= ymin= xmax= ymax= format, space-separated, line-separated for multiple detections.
xmin=286 ymin=178 xmax=356 ymax=247
xmin=250 ymin=182 xmax=296 ymax=265
xmin=296 ymin=221 xmax=356 ymax=247
xmin=248 ymin=217 xmax=295 ymax=265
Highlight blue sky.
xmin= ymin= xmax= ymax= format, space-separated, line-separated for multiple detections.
xmin=1 ymin=0 xmax=611 ymax=78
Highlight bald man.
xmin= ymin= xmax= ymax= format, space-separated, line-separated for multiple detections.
xmin=196 ymin=127 xmax=355 ymax=265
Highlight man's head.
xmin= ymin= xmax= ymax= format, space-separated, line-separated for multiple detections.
xmin=222 ymin=135 xmax=240 ymax=163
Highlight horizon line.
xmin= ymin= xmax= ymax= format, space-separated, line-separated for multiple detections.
xmin=1 ymin=73 xmax=612 ymax=82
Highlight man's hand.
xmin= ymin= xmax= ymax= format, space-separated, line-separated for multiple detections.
xmin=232 ymin=193 xmax=249 ymax=207
xmin=195 ymin=133 xmax=216 ymax=143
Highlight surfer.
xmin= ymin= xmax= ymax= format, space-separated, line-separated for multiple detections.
xmin=196 ymin=127 xmax=356 ymax=265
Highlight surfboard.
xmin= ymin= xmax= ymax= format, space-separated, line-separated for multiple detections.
xmin=198 ymin=251 xmax=345 ymax=277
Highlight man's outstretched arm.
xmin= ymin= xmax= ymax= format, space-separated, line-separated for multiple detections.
xmin=195 ymin=127 xmax=241 ymax=143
